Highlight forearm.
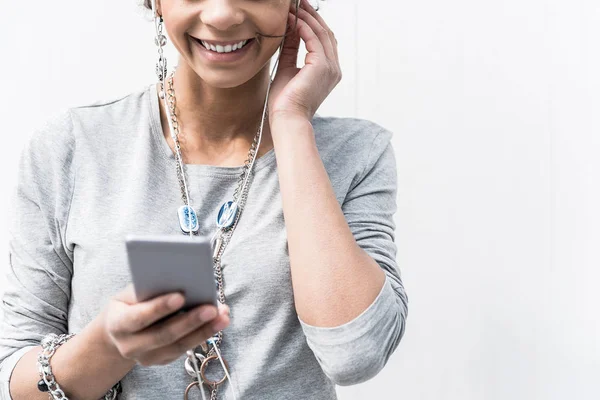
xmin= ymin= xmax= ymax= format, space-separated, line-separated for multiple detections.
xmin=270 ymin=115 xmax=386 ymax=328
xmin=9 ymin=312 xmax=135 ymax=400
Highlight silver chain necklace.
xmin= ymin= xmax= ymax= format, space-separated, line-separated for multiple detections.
xmin=161 ymin=68 xmax=273 ymax=400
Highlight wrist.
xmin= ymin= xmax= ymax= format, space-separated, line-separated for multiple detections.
xmin=269 ymin=113 xmax=314 ymax=143
xmin=269 ymin=111 xmax=311 ymax=128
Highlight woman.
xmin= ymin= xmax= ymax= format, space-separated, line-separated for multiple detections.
xmin=0 ymin=0 xmax=408 ymax=399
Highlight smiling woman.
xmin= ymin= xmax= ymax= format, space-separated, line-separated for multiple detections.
xmin=0 ymin=0 xmax=407 ymax=399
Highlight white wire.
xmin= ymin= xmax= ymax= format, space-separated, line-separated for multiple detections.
xmin=186 ymin=350 xmax=208 ymax=400
xmin=237 ymin=39 xmax=285 ymax=203
xmin=208 ymin=340 xmax=237 ymax=400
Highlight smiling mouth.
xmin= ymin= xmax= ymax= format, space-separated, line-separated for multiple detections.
xmin=191 ymin=36 xmax=255 ymax=53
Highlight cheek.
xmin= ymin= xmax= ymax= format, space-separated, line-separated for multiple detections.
xmin=163 ymin=20 xmax=193 ymax=54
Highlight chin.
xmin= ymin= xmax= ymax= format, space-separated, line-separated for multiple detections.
xmin=196 ymin=69 xmax=254 ymax=89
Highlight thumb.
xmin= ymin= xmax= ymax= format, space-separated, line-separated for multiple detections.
xmin=113 ymin=284 xmax=138 ymax=304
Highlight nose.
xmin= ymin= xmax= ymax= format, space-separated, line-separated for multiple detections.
xmin=200 ymin=0 xmax=244 ymax=32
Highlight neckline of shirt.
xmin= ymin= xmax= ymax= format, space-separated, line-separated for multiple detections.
xmin=147 ymin=83 xmax=277 ymax=177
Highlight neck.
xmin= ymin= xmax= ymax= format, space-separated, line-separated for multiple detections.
xmin=171 ymin=57 xmax=272 ymax=145
xmin=156 ymin=57 xmax=274 ymax=166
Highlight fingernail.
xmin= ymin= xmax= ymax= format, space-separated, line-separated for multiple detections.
xmin=168 ymin=294 xmax=184 ymax=309
xmin=199 ymin=307 xmax=217 ymax=321
xmin=219 ymin=304 xmax=230 ymax=315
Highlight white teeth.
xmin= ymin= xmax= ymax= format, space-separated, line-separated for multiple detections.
xmin=201 ymin=39 xmax=249 ymax=53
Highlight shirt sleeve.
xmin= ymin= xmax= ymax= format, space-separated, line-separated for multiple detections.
xmin=298 ymin=127 xmax=409 ymax=386
xmin=0 ymin=111 xmax=76 ymax=399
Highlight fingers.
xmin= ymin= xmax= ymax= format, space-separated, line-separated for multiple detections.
xmin=298 ymin=0 xmax=338 ymax=61
xmin=114 ymin=292 xmax=185 ymax=332
xmin=217 ymin=303 xmax=230 ymax=316
xmin=137 ymin=311 xmax=231 ymax=366
xmin=106 ymin=286 xmax=234 ymax=366
xmin=117 ymin=304 xmax=225 ymax=361
xmin=290 ymin=9 xmax=325 ymax=58
xmin=113 ymin=284 xmax=138 ymax=304
xmin=299 ymin=0 xmax=330 ymax=34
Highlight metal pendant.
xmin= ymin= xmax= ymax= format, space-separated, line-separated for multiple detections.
xmin=202 ymin=354 xmax=229 ymax=387
xmin=184 ymin=381 xmax=204 ymax=400
xmin=183 ymin=354 xmax=230 ymax=400
xmin=216 ymin=201 xmax=238 ymax=229
xmin=178 ymin=205 xmax=199 ymax=233
xmin=156 ymin=55 xmax=168 ymax=82
xmin=212 ymin=234 xmax=223 ymax=259
xmin=184 ymin=352 xmax=207 ymax=378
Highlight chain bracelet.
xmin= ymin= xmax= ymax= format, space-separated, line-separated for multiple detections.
xmin=37 ymin=333 xmax=122 ymax=400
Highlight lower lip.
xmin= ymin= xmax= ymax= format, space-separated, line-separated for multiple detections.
xmin=193 ymin=37 xmax=255 ymax=62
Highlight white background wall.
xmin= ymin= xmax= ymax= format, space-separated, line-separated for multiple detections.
xmin=1 ymin=0 xmax=599 ymax=399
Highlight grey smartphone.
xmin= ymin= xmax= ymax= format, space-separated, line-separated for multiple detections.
xmin=125 ymin=234 xmax=218 ymax=313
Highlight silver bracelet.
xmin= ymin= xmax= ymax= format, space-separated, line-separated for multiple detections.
xmin=37 ymin=333 xmax=122 ymax=400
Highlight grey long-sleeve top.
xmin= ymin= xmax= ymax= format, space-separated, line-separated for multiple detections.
xmin=0 ymin=83 xmax=408 ymax=400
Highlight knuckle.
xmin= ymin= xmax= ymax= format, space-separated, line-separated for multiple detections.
xmin=118 ymin=343 xmax=136 ymax=359
xmin=105 ymin=317 xmax=119 ymax=335
xmin=128 ymin=313 xmax=144 ymax=331
xmin=106 ymin=311 xmax=128 ymax=334
xmin=152 ymin=299 xmax=169 ymax=316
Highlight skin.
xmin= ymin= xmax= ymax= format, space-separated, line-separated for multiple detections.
xmin=154 ymin=0 xmax=293 ymax=165
xmin=9 ymin=0 xmax=387 ymax=398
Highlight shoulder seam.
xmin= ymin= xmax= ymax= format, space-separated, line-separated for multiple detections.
xmin=71 ymin=88 xmax=142 ymax=110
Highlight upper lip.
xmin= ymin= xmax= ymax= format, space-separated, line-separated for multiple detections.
xmin=192 ymin=36 xmax=253 ymax=46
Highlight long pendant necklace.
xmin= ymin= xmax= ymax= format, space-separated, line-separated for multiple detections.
xmin=159 ymin=64 xmax=277 ymax=400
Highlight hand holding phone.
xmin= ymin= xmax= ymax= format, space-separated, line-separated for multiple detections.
xmin=100 ymin=285 xmax=230 ymax=366
xmin=97 ymin=234 xmax=229 ymax=366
